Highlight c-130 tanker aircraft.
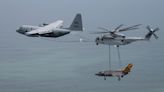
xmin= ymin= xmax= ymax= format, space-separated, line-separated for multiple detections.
xmin=16 ymin=13 xmax=83 ymax=38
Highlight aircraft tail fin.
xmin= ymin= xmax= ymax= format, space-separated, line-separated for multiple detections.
xmin=122 ymin=63 xmax=133 ymax=75
xmin=68 ymin=13 xmax=83 ymax=31
xmin=145 ymin=26 xmax=159 ymax=40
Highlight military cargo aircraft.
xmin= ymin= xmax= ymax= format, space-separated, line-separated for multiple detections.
xmin=16 ymin=13 xmax=83 ymax=38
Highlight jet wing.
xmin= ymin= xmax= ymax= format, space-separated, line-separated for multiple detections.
xmin=26 ymin=20 xmax=63 ymax=35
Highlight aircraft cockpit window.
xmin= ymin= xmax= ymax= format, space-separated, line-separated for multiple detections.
xmin=99 ymin=71 xmax=103 ymax=74
xmin=19 ymin=27 xmax=24 ymax=30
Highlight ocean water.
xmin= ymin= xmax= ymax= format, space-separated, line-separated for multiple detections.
xmin=0 ymin=0 xmax=164 ymax=92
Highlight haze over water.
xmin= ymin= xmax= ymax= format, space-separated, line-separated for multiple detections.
xmin=0 ymin=0 xmax=164 ymax=92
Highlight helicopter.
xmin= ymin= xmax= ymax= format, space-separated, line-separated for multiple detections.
xmin=95 ymin=25 xmax=159 ymax=46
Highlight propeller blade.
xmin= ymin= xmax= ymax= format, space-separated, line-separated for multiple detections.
xmin=114 ymin=24 xmax=124 ymax=32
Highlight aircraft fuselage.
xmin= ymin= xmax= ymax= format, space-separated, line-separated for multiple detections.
xmin=16 ymin=26 xmax=70 ymax=38
xmin=95 ymin=36 xmax=144 ymax=45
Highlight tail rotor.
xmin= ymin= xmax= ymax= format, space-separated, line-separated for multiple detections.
xmin=145 ymin=26 xmax=159 ymax=40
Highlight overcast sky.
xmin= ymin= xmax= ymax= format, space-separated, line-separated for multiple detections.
xmin=0 ymin=0 xmax=163 ymax=48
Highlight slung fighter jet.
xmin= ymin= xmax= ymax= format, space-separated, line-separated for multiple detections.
xmin=95 ymin=63 xmax=133 ymax=81
xmin=16 ymin=13 xmax=83 ymax=38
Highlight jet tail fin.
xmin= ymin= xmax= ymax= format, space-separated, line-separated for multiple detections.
xmin=68 ymin=13 xmax=83 ymax=31
xmin=122 ymin=63 xmax=133 ymax=75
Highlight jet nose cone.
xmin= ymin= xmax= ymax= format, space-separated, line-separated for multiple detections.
xmin=95 ymin=73 xmax=101 ymax=76
xmin=16 ymin=29 xmax=22 ymax=34
xmin=16 ymin=29 xmax=20 ymax=33
xmin=16 ymin=29 xmax=26 ymax=34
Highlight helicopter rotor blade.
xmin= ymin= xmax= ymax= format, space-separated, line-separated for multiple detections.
xmin=114 ymin=24 xmax=124 ymax=32
xmin=119 ymin=24 xmax=142 ymax=32
xmin=91 ymin=31 xmax=110 ymax=34
xmin=98 ymin=27 xmax=109 ymax=32
xmin=124 ymin=27 xmax=139 ymax=31
xmin=129 ymin=24 xmax=142 ymax=28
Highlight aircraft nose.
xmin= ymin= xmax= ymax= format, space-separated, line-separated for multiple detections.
xmin=16 ymin=29 xmax=24 ymax=34
xmin=95 ymin=73 xmax=101 ymax=76
xmin=16 ymin=29 xmax=20 ymax=33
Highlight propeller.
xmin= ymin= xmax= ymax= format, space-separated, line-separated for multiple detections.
xmin=146 ymin=26 xmax=159 ymax=39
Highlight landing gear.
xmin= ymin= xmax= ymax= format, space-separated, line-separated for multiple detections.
xmin=101 ymin=38 xmax=104 ymax=41
xmin=96 ymin=37 xmax=100 ymax=45
xmin=118 ymin=77 xmax=121 ymax=81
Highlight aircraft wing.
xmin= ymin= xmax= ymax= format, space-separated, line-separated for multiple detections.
xmin=26 ymin=20 xmax=63 ymax=35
